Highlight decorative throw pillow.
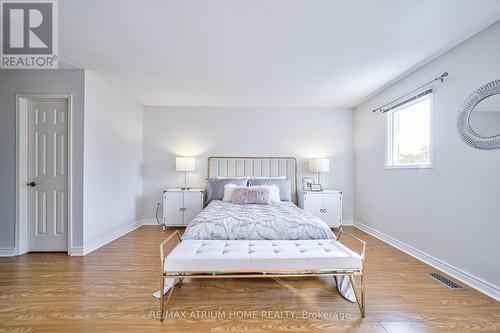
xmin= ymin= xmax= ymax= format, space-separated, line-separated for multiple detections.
xmin=247 ymin=178 xmax=291 ymax=201
xmin=231 ymin=186 xmax=272 ymax=205
xmin=222 ymin=183 xmax=244 ymax=202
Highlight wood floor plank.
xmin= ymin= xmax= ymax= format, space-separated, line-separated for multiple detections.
xmin=0 ymin=226 xmax=498 ymax=333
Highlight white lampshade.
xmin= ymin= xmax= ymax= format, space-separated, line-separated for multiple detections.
xmin=309 ymin=158 xmax=330 ymax=173
xmin=176 ymin=157 xmax=196 ymax=172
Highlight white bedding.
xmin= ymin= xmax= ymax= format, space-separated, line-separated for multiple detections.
xmin=182 ymin=200 xmax=335 ymax=240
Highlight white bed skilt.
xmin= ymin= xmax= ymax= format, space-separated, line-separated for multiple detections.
xmin=158 ymin=230 xmax=366 ymax=321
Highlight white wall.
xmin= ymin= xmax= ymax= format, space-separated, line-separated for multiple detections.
xmin=83 ymin=71 xmax=143 ymax=247
xmin=354 ymin=21 xmax=500 ymax=298
xmin=143 ymin=107 xmax=353 ymax=221
xmin=0 ymin=69 xmax=85 ymax=252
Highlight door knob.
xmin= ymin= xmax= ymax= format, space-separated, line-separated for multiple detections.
xmin=28 ymin=181 xmax=36 ymax=187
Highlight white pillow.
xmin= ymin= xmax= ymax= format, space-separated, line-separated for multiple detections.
xmin=222 ymin=183 xmax=244 ymax=202
xmin=267 ymin=185 xmax=281 ymax=203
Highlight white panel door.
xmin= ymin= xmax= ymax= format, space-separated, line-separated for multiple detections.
xmin=183 ymin=192 xmax=203 ymax=225
xmin=28 ymin=99 xmax=68 ymax=251
xmin=304 ymin=193 xmax=323 ymax=220
xmin=163 ymin=192 xmax=184 ymax=225
xmin=323 ymin=193 xmax=342 ymax=227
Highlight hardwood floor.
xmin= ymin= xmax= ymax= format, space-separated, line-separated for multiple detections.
xmin=0 ymin=226 xmax=498 ymax=332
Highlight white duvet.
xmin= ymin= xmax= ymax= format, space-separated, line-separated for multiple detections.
xmin=182 ymin=200 xmax=335 ymax=240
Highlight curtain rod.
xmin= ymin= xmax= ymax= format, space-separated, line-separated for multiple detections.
xmin=372 ymin=72 xmax=448 ymax=113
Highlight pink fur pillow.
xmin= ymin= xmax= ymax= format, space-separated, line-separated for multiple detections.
xmin=231 ymin=186 xmax=271 ymax=205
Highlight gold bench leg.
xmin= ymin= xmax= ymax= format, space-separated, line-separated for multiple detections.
xmin=361 ymin=273 xmax=365 ymax=317
xmin=160 ymin=278 xmax=178 ymax=322
xmin=159 ymin=277 xmax=165 ymax=321
xmin=348 ymin=274 xmax=366 ymax=318
xmin=165 ymin=278 xmax=177 ymax=307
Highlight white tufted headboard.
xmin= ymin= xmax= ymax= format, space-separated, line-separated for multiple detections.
xmin=207 ymin=156 xmax=298 ymax=203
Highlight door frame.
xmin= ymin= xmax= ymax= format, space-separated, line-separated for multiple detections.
xmin=15 ymin=94 xmax=73 ymax=255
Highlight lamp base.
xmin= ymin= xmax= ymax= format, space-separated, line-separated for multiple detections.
xmin=182 ymin=172 xmax=191 ymax=191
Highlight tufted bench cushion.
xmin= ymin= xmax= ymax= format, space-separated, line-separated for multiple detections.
xmin=164 ymin=239 xmax=362 ymax=273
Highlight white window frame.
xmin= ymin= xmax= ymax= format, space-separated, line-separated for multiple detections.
xmin=385 ymin=93 xmax=434 ymax=169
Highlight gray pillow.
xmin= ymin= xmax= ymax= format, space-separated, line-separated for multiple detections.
xmin=206 ymin=178 xmax=248 ymax=203
xmin=248 ymin=178 xmax=291 ymax=201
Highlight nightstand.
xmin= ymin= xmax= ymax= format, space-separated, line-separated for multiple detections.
xmin=298 ymin=190 xmax=342 ymax=228
xmin=162 ymin=188 xmax=205 ymax=226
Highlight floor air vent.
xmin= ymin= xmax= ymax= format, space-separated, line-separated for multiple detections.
xmin=428 ymin=273 xmax=464 ymax=289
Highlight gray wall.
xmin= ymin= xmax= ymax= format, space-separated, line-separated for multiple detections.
xmin=142 ymin=106 xmax=354 ymax=221
xmin=354 ymin=21 xmax=500 ymax=292
xmin=0 ymin=69 xmax=85 ymax=250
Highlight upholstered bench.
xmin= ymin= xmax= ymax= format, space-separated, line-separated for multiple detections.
xmin=158 ymin=231 xmax=366 ymax=321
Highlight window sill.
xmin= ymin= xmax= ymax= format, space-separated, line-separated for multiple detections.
xmin=385 ymin=164 xmax=433 ymax=170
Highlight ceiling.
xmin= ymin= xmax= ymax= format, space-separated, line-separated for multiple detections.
xmin=59 ymin=0 xmax=500 ymax=107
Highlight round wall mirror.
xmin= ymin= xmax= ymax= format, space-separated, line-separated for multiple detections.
xmin=468 ymin=94 xmax=500 ymax=138
xmin=458 ymin=80 xmax=500 ymax=149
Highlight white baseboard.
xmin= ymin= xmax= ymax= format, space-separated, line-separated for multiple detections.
xmin=11 ymin=220 xmax=154 ymax=257
xmin=353 ymin=220 xmax=500 ymax=301
xmin=342 ymin=219 xmax=354 ymax=226
xmin=79 ymin=220 xmax=144 ymax=256
xmin=141 ymin=218 xmax=161 ymax=225
xmin=68 ymin=247 xmax=84 ymax=256
xmin=0 ymin=248 xmax=15 ymax=257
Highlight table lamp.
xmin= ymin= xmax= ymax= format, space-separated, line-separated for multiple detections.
xmin=176 ymin=157 xmax=195 ymax=190
xmin=309 ymin=158 xmax=330 ymax=190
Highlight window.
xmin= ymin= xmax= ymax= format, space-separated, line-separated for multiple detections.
xmin=386 ymin=93 xmax=432 ymax=168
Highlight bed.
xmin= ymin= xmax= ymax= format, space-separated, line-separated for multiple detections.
xmin=177 ymin=156 xmax=358 ymax=303
xmin=184 ymin=156 xmax=335 ymax=241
